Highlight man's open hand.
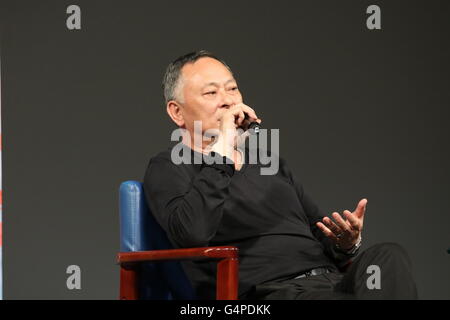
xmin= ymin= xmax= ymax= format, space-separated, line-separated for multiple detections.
xmin=316 ymin=198 xmax=367 ymax=250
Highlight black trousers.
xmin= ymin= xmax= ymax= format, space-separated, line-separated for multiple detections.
xmin=246 ymin=242 xmax=418 ymax=300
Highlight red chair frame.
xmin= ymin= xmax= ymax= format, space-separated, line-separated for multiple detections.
xmin=117 ymin=246 xmax=239 ymax=300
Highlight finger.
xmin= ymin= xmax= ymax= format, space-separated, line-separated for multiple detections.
xmin=241 ymin=104 xmax=258 ymax=120
xmin=234 ymin=109 xmax=245 ymax=126
xmin=236 ymin=130 xmax=251 ymax=147
xmin=224 ymin=106 xmax=243 ymax=124
xmin=322 ymin=216 xmax=342 ymax=236
xmin=316 ymin=222 xmax=339 ymax=242
xmin=343 ymin=210 xmax=361 ymax=231
xmin=239 ymin=104 xmax=262 ymax=125
xmin=237 ymin=103 xmax=259 ymax=121
xmin=340 ymin=212 xmax=353 ymax=228
xmin=354 ymin=198 xmax=368 ymax=219
xmin=332 ymin=212 xmax=352 ymax=234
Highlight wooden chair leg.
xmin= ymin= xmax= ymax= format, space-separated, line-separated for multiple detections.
xmin=120 ymin=266 xmax=138 ymax=300
xmin=216 ymin=258 xmax=239 ymax=300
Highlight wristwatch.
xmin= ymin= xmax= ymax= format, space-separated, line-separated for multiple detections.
xmin=336 ymin=235 xmax=362 ymax=255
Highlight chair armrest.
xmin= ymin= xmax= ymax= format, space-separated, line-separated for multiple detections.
xmin=117 ymin=245 xmax=238 ymax=263
xmin=117 ymin=246 xmax=239 ymax=300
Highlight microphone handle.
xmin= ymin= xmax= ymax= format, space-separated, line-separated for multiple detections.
xmin=243 ymin=113 xmax=261 ymax=134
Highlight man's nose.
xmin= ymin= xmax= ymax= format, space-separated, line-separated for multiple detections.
xmin=219 ymin=90 xmax=235 ymax=108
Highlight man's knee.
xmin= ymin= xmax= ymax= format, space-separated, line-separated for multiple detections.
xmin=366 ymin=242 xmax=412 ymax=265
xmin=371 ymin=242 xmax=406 ymax=253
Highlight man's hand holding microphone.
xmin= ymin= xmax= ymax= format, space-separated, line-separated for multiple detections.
xmin=207 ymin=103 xmax=262 ymax=163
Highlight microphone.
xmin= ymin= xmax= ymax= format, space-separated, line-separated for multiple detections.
xmin=248 ymin=121 xmax=261 ymax=135
xmin=235 ymin=114 xmax=261 ymax=149
xmin=244 ymin=114 xmax=261 ymax=135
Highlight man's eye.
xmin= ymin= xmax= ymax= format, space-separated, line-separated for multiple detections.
xmin=230 ymin=87 xmax=238 ymax=91
xmin=205 ymin=91 xmax=216 ymax=95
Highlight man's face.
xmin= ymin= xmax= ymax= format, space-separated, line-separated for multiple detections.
xmin=177 ymin=57 xmax=243 ymax=135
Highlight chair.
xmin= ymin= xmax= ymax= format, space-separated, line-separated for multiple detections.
xmin=117 ymin=180 xmax=239 ymax=300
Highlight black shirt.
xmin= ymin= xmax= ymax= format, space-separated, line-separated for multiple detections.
xmin=143 ymin=143 xmax=356 ymax=299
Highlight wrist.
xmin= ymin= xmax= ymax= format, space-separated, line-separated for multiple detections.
xmin=210 ymin=137 xmax=234 ymax=160
xmin=336 ymin=235 xmax=362 ymax=255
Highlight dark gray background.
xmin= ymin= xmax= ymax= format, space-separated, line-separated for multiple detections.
xmin=1 ymin=0 xmax=449 ymax=299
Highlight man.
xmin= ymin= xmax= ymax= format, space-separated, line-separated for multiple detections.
xmin=143 ymin=50 xmax=418 ymax=299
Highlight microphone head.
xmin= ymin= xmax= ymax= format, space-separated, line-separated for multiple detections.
xmin=248 ymin=122 xmax=261 ymax=135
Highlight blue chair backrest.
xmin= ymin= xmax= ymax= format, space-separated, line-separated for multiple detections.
xmin=119 ymin=180 xmax=196 ymax=300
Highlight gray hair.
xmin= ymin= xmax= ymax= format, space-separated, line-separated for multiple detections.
xmin=162 ymin=50 xmax=233 ymax=104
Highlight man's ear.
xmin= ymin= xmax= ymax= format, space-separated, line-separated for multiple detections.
xmin=166 ymin=100 xmax=185 ymax=128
